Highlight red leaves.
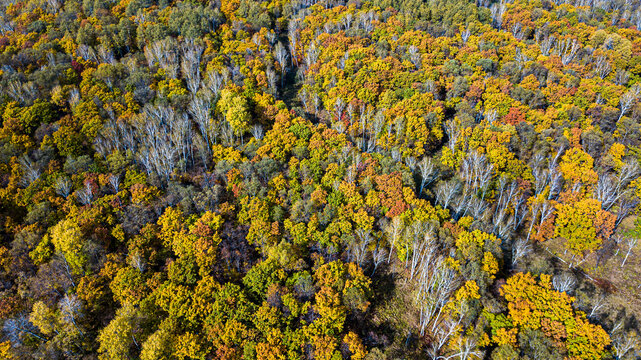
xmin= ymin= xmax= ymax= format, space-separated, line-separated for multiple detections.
xmin=71 ymin=59 xmax=84 ymax=74
xmin=503 ymin=107 xmax=525 ymax=125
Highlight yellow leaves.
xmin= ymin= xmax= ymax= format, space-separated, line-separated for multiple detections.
xmin=254 ymin=301 xmax=282 ymax=334
xmin=485 ymin=143 xmax=515 ymax=174
xmin=378 ymin=92 xmax=444 ymax=157
xmin=344 ymin=262 xmax=372 ymax=311
xmin=483 ymin=92 xmax=515 ymax=117
xmin=494 ymin=327 xmax=518 ymax=346
xmin=539 ymin=273 xmax=553 ymax=289
xmin=175 ymin=332 xmax=209 ymax=360
xmin=554 ymin=198 xmax=604 ymax=256
xmin=140 ymin=322 xmax=174 ymax=360
xmin=238 ymin=196 xmax=269 ymax=226
xmin=225 ymin=96 xmax=252 ymax=136
xmin=496 ymin=272 xmax=610 ymax=360
xmin=0 ymin=341 xmax=13 ymax=359
xmin=342 ymin=332 xmax=367 ymax=360
xmin=211 ymin=144 xmax=244 ymax=163
xmin=339 ymin=181 xmax=363 ymax=208
xmin=455 ymin=280 xmax=481 ymax=301
xmin=308 ymin=126 xmax=348 ymax=160
xmin=111 ymin=266 xmax=147 ymax=306
xmin=352 ymin=209 xmax=374 ymax=230
xmin=157 ymin=206 xmax=185 ymax=248
xmin=404 ymin=203 xmax=439 ymax=224
xmin=257 ymin=112 xmax=298 ymax=161
xmin=445 ymin=257 xmax=461 ymax=271
xmin=519 ymin=74 xmax=540 ymax=92
xmin=458 ymin=216 xmax=473 ymax=230
xmin=157 ymin=78 xmax=188 ymax=102
xmin=97 ymin=305 xmax=141 ymax=360
xmin=402 ymin=186 xmax=416 ymax=204
xmin=607 ymin=142 xmax=625 ymax=170
xmin=30 ymin=301 xmax=57 ymax=336
xmin=481 ymin=252 xmax=499 ymax=279
xmin=50 ymin=218 xmax=86 ymax=274
xmin=630 ymin=177 xmax=641 ymax=201
xmin=558 ymin=147 xmax=597 ymax=185
xmin=29 ymin=235 xmax=53 ymax=265
xmin=566 ymin=316 xmax=611 ymax=360
xmin=455 ymin=229 xmax=499 ymax=259
xmin=440 ymin=147 xmax=458 ymax=168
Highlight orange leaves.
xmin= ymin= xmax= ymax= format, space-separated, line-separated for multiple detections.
xmin=507 ymin=298 xmax=534 ymax=328
xmin=502 ymin=106 xmax=526 ymax=125
xmin=531 ymin=215 xmax=556 ymax=243
xmin=594 ymin=209 xmax=616 ymax=242
xmin=314 ymin=286 xmax=346 ymax=329
xmin=129 ymin=183 xmax=160 ymax=205
xmin=342 ymin=332 xmax=368 ymax=360
xmin=309 ymin=333 xmax=339 ymax=360
xmin=541 ymin=317 xmax=567 ymax=342
xmin=375 ymin=172 xmax=410 ymax=218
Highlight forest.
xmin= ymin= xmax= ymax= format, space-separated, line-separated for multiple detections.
xmin=0 ymin=0 xmax=640 ymax=358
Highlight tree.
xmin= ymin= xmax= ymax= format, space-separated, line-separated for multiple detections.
xmin=496 ymin=273 xmax=610 ymax=360
xmin=226 ymin=97 xmax=252 ymax=138
xmin=558 ymin=148 xmax=597 ymax=185
xmin=140 ymin=321 xmax=174 ymax=360
xmin=181 ymin=39 xmax=204 ymax=94
xmin=554 ymin=199 xmax=614 ymax=261
xmin=618 ymin=85 xmax=640 ymax=121
xmin=620 ymin=218 xmax=641 ymax=268
xmin=49 ymin=219 xmax=87 ymax=274
xmin=218 ymin=89 xmax=252 ymax=139
xmin=274 ymin=42 xmax=288 ymax=87
xmin=97 ymin=305 xmax=142 ymax=360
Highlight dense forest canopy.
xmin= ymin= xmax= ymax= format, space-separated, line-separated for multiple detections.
xmin=0 ymin=0 xmax=640 ymax=358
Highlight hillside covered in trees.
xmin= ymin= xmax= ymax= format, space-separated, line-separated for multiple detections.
xmin=1 ymin=0 xmax=641 ymax=358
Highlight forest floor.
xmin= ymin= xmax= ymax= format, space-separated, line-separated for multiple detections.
xmin=541 ymin=215 xmax=641 ymax=330
xmin=364 ymin=263 xmax=427 ymax=358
